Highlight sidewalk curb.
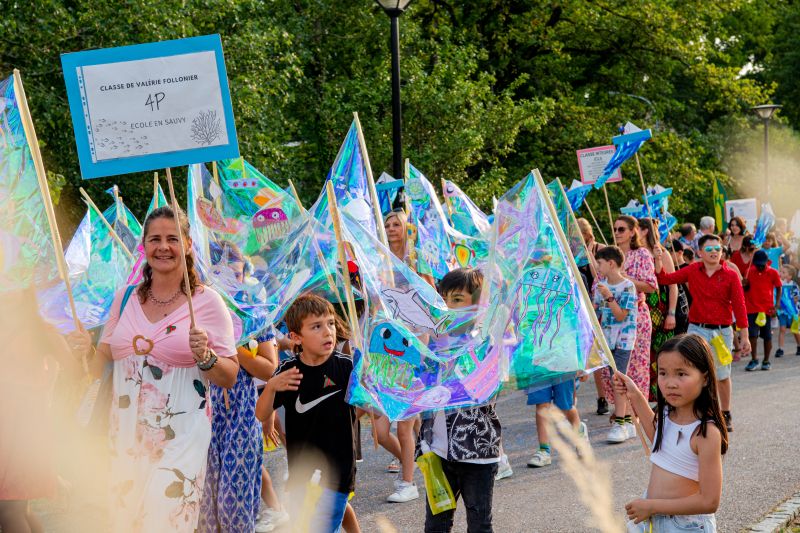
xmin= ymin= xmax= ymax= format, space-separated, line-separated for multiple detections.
xmin=745 ymin=491 xmax=800 ymax=532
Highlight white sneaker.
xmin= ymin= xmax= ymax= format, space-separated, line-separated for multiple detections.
xmin=625 ymin=422 xmax=637 ymax=440
xmin=495 ymin=454 xmax=513 ymax=480
xmin=606 ymin=423 xmax=627 ymax=444
xmin=387 ymin=480 xmax=419 ymax=503
xmin=526 ymin=449 xmax=551 ymax=467
xmin=578 ymin=421 xmax=589 ymax=444
xmin=255 ymin=508 xmax=290 ymax=532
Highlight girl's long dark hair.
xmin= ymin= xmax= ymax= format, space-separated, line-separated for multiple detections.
xmin=637 ymin=217 xmax=661 ymax=251
xmin=137 ymin=206 xmax=200 ymax=304
xmin=652 ymin=334 xmax=729 ymax=455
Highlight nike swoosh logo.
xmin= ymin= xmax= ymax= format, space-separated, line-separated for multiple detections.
xmin=295 ymin=390 xmax=341 ymax=414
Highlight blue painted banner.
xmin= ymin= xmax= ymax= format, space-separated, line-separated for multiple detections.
xmin=61 ymin=34 xmax=239 ymax=179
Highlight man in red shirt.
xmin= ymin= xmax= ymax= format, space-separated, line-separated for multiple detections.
xmin=654 ymin=233 xmax=749 ymax=432
xmin=743 ymin=250 xmax=782 ymax=371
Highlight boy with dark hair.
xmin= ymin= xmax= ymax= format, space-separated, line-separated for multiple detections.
xmin=744 ymin=250 xmax=782 ymax=371
xmin=653 ymin=233 xmax=749 ymax=432
xmin=775 ymin=264 xmax=800 ymax=357
xmin=593 ymin=245 xmax=639 ymax=443
xmin=256 ymin=293 xmax=357 ymax=532
xmin=417 ymin=267 xmax=502 ymax=532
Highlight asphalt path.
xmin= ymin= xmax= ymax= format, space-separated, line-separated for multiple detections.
xmin=345 ymin=340 xmax=800 ymax=532
xmin=35 ymin=339 xmax=800 ymax=532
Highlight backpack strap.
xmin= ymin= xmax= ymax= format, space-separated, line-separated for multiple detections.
xmin=119 ymin=285 xmax=136 ymax=317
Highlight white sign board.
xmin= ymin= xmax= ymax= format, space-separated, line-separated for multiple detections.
xmin=725 ymin=198 xmax=758 ymax=233
xmin=576 ymin=145 xmax=623 ymax=185
xmin=62 ymin=35 xmax=239 ymax=179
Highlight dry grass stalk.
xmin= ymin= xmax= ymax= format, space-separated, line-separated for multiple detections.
xmin=542 ymin=406 xmax=626 ymax=533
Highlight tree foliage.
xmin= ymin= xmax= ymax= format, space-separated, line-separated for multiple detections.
xmin=1 ymin=0 xmax=793 ymax=234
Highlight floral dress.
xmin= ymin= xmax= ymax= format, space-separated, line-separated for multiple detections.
xmin=602 ymin=247 xmax=657 ymax=402
xmin=101 ymin=287 xmax=236 ymax=532
xmin=198 ymin=331 xmax=274 ymax=533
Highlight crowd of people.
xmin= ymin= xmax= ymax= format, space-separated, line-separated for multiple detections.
xmin=2 ymin=203 xmax=798 ymax=533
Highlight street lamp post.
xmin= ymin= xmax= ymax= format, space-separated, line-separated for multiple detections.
xmin=752 ymin=104 xmax=781 ymax=203
xmin=375 ymin=0 xmax=412 ymax=183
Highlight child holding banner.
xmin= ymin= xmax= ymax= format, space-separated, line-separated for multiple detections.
xmin=775 ymin=265 xmax=800 ymax=357
xmin=416 ymin=268 xmax=502 ymax=532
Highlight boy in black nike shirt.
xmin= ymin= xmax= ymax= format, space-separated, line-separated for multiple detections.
xmin=256 ymin=293 xmax=357 ymax=532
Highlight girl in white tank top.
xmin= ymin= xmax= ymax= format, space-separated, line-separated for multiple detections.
xmin=613 ymin=334 xmax=728 ymax=532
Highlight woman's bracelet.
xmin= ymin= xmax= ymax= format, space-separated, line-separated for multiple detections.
xmin=197 ymin=349 xmax=218 ymax=371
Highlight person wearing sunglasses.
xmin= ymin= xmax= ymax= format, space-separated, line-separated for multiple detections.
xmin=652 ymin=233 xmax=749 ymax=433
xmin=724 ymin=216 xmax=748 ymax=253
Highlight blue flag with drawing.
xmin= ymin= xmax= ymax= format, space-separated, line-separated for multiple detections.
xmin=594 ymin=123 xmax=651 ymax=189
xmin=620 ymin=185 xmax=677 ymax=244
xmin=565 ymin=180 xmax=592 ymax=214
xmin=751 ymin=203 xmax=775 ymax=248
xmin=310 ymin=121 xmax=380 ymax=238
xmin=340 ymin=209 xmax=504 ymax=421
xmin=376 ymin=172 xmax=402 ymax=216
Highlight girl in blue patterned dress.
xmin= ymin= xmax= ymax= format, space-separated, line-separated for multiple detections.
xmin=198 ymin=244 xmax=280 ymax=533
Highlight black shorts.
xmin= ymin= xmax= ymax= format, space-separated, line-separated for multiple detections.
xmin=747 ymin=313 xmax=772 ymax=341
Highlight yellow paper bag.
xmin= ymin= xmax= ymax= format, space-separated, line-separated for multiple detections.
xmin=416 ymin=452 xmax=456 ymax=515
xmin=756 ymin=312 xmax=767 ymax=327
xmin=791 ymin=317 xmax=800 ymax=334
xmin=710 ymin=334 xmax=732 ymax=366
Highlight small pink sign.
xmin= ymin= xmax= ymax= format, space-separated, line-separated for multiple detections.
xmin=576 ymin=145 xmax=622 ymax=185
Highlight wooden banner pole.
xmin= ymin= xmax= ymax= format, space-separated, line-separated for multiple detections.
xmin=535 ymin=169 xmax=649 ymax=456
xmin=164 ymin=168 xmax=197 ymax=328
xmin=584 ymin=202 xmax=609 ymax=246
xmin=79 ymin=188 xmax=135 ymax=259
xmin=13 ymin=69 xmax=87 ymax=374
xmin=353 ymin=112 xmax=389 ymax=246
xmin=602 ymin=185 xmax=615 ymax=230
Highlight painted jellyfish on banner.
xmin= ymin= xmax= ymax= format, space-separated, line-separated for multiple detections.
xmin=485 ymin=171 xmax=611 ymax=391
xmin=342 ymin=170 xmax=611 ymax=419
xmin=340 ymin=208 xmax=504 ymax=421
xmin=187 ymin=160 xmax=337 ymax=343
xmin=751 ymin=203 xmax=776 ymax=248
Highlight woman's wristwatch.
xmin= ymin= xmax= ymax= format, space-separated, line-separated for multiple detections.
xmin=197 ymin=349 xmax=219 ymax=371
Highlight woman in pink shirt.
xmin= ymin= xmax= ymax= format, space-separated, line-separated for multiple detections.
xmin=74 ymin=206 xmax=238 ymax=532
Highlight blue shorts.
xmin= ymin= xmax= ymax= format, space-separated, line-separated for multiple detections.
xmin=287 ymin=486 xmax=348 ymax=533
xmin=526 ymin=380 xmax=575 ymax=410
xmin=778 ymin=314 xmax=793 ymax=328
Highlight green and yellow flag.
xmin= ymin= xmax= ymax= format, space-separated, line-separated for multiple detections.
xmin=713 ymin=178 xmax=727 ymax=232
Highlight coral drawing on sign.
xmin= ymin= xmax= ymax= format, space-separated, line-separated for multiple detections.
xmin=191 ymin=110 xmax=221 ymax=145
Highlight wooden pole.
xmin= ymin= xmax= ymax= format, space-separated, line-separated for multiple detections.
xmin=164 ymin=168 xmax=197 ymax=328
xmin=211 ymin=161 xmax=223 ymax=211
xmin=352 ymin=112 xmax=389 ymax=246
xmin=289 ymin=179 xmax=349 ymax=325
xmin=326 ymin=180 xmax=382 ymax=446
xmin=584 ymin=201 xmax=609 ymax=246
xmin=554 ymin=180 xmax=599 ymax=281
xmin=534 ymin=169 xmax=649 ymax=456
xmin=13 ymin=70 xmax=86 ymax=372
xmin=634 ymin=153 xmax=654 ymax=221
xmin=602 ymin=185 xmax=614 ymax=230
xmin=79 ymin=188 xmax=135 ymax=259
xmin=153 ymin=172 xmax=159 ymax=203
xmin=441 ymin=178 xmax=453 ymax=218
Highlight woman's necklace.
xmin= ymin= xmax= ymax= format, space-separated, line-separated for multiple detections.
xmin=147 ymin=287 xmax=183 ymax=307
